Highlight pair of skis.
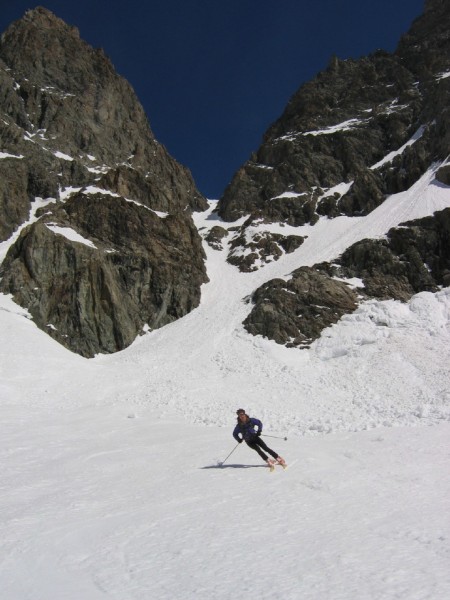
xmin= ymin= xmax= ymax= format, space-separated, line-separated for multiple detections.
xmin=268 ymin=461 xmax=287 ymax=472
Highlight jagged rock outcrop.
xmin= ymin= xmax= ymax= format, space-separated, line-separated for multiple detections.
xmin=339 ymin=207 xmax=450 ymax=297
xmin=244 ymin=208 xmax=450 ymax=347
xmin=0 ymin=192 xmax=207 ymax=356
xmin=243 ymin=268 xmax=359 ymax=347
xmin=217 ymin=0 xmax=449 ymax=246
xmin=227 ymin=218 xmax=305 ymax=272
xmin=204 ymin=225 xmax=229 ymax=251
xmin=0 ymin=7 xmax=208 ymax=356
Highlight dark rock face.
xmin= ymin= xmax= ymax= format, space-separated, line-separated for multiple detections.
xmin=204 ymin=226 xmax=229 ymax=251
xmin=243 ymin=268 xmax=359 ymax=347
xmin=0 ymin=157 xmax=29 ymax=239
xmin=436 ymin=164 xmax=450 ymax=186
xmin=218 ymin=0 xmax=449 ymax=226
xmin=340 ymin=207 xmax=450 ymax=298
xmin=244 ymin=208 xmax=450 ymax=347
xmin=0 ymin=7 xmax=208 ymax=356
xmin=0 ymin=192 xmax=207 ymax=357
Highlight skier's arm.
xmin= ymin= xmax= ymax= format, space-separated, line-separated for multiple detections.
xmin=233 ymin=425 xmax=242 ymax=442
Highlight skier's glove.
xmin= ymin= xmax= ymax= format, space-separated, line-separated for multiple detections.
xmin=238 ymin=439 xmax=243 ymax=443
xmin=256 ymin=431 xmax=261 ymax=437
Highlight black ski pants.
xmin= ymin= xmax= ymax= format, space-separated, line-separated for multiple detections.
xmin=246 ymin=436 xmax=278 ymax=461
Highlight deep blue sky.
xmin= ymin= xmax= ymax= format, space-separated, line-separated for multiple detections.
xmin=1 ymin=1 xmax=425 ymax=198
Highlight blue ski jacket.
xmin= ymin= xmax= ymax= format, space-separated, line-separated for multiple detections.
xmin=233 ymin=417 xmax=262 ymax=442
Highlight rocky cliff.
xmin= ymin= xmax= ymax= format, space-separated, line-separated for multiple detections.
xmin=217 ymin=0 xmax=449 ymax=272
xmin=0 ymin=7 xmax=208 ymax=357
xmin=215 ymin=0 xmax=450 ymax=346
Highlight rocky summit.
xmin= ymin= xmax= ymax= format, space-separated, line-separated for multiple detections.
xmin=0 ymin=7 xmax=208 ymax=356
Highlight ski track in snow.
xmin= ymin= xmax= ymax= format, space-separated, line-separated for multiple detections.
xmin=1 ymin=163 xmax=450 ymax=599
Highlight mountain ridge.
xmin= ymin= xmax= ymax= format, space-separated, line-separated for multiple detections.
xmin=0 ymin=2 xmax=449 ymax=356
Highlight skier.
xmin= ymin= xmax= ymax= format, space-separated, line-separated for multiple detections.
xmin=233 ymin=409 xmax=286 ymax=469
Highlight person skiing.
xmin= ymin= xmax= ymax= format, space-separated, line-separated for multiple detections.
xmin=233 ymin=409 xmax=286 ymax=469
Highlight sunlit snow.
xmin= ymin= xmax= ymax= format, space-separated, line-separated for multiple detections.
xmin=1 ymin=159 xmax=449 ymax=599
xmin=0 ymin=151 xmax=24 ymax=159
xmin=53 ymin=150 xmax=74 ymax=161
xmin=371 ymin=125 xmax=425 ymax=170
xmin=46 ymin=224 xmax=97 ymax=248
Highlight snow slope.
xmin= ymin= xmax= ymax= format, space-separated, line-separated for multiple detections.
xmin=1 ymin=162 xmax=450 ymax=599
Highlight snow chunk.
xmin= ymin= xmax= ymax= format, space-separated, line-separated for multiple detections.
xmin=122 ymin=196 xmax=169 ymax=218
xmin=371 ymin=126 xmax=425 ymax=170
xmin=59 ymin=186 xmax=82 ymax=201
xmin=274 ymin=117 xmax=372 ymax=142
xmin=0 ymin=151 xmax=24 ymax=159
xmin=86 ymin=165 xmax=110 ymax=174
xmin=253 ymin=163 xmax=274 ymax=170
xmin=46 ymin=225 xmax=97 ymax=249
xmin=73 ymin=186 xmax=169 ymax=218
xmin=318 ymin=181 xmax=354 ymax=200
xmin=152 ymin=209 xmax=169 ymax=218
xmin=271 ymin=191 xmax=307 ymax=200
xmin=303 ymin=117 xmax=369 ymax=136
xmin=83 ymin=186 xmax=120 ymax=198
xmin=54 ymin=151 xmax=74 ymax=162
xmin=333 ymin=276 xmax=365 ymax=289
xmin=382 ymin=99 xmax=410 ymax=115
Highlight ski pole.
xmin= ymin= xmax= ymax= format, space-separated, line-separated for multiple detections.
xmin=262 ymin=434 xmax=288 ymax=441
xmin=219 ymin=443 xmax=240 ymax=466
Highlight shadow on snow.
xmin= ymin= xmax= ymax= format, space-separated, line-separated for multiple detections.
xmin=201 ymin=463 xmax=268 ymax=469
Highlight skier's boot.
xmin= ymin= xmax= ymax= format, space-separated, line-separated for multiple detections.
xmin=276 ymin=456 xmax=286 ymax=467
xmin=267 ymin=458 xmax=276 ymax=471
